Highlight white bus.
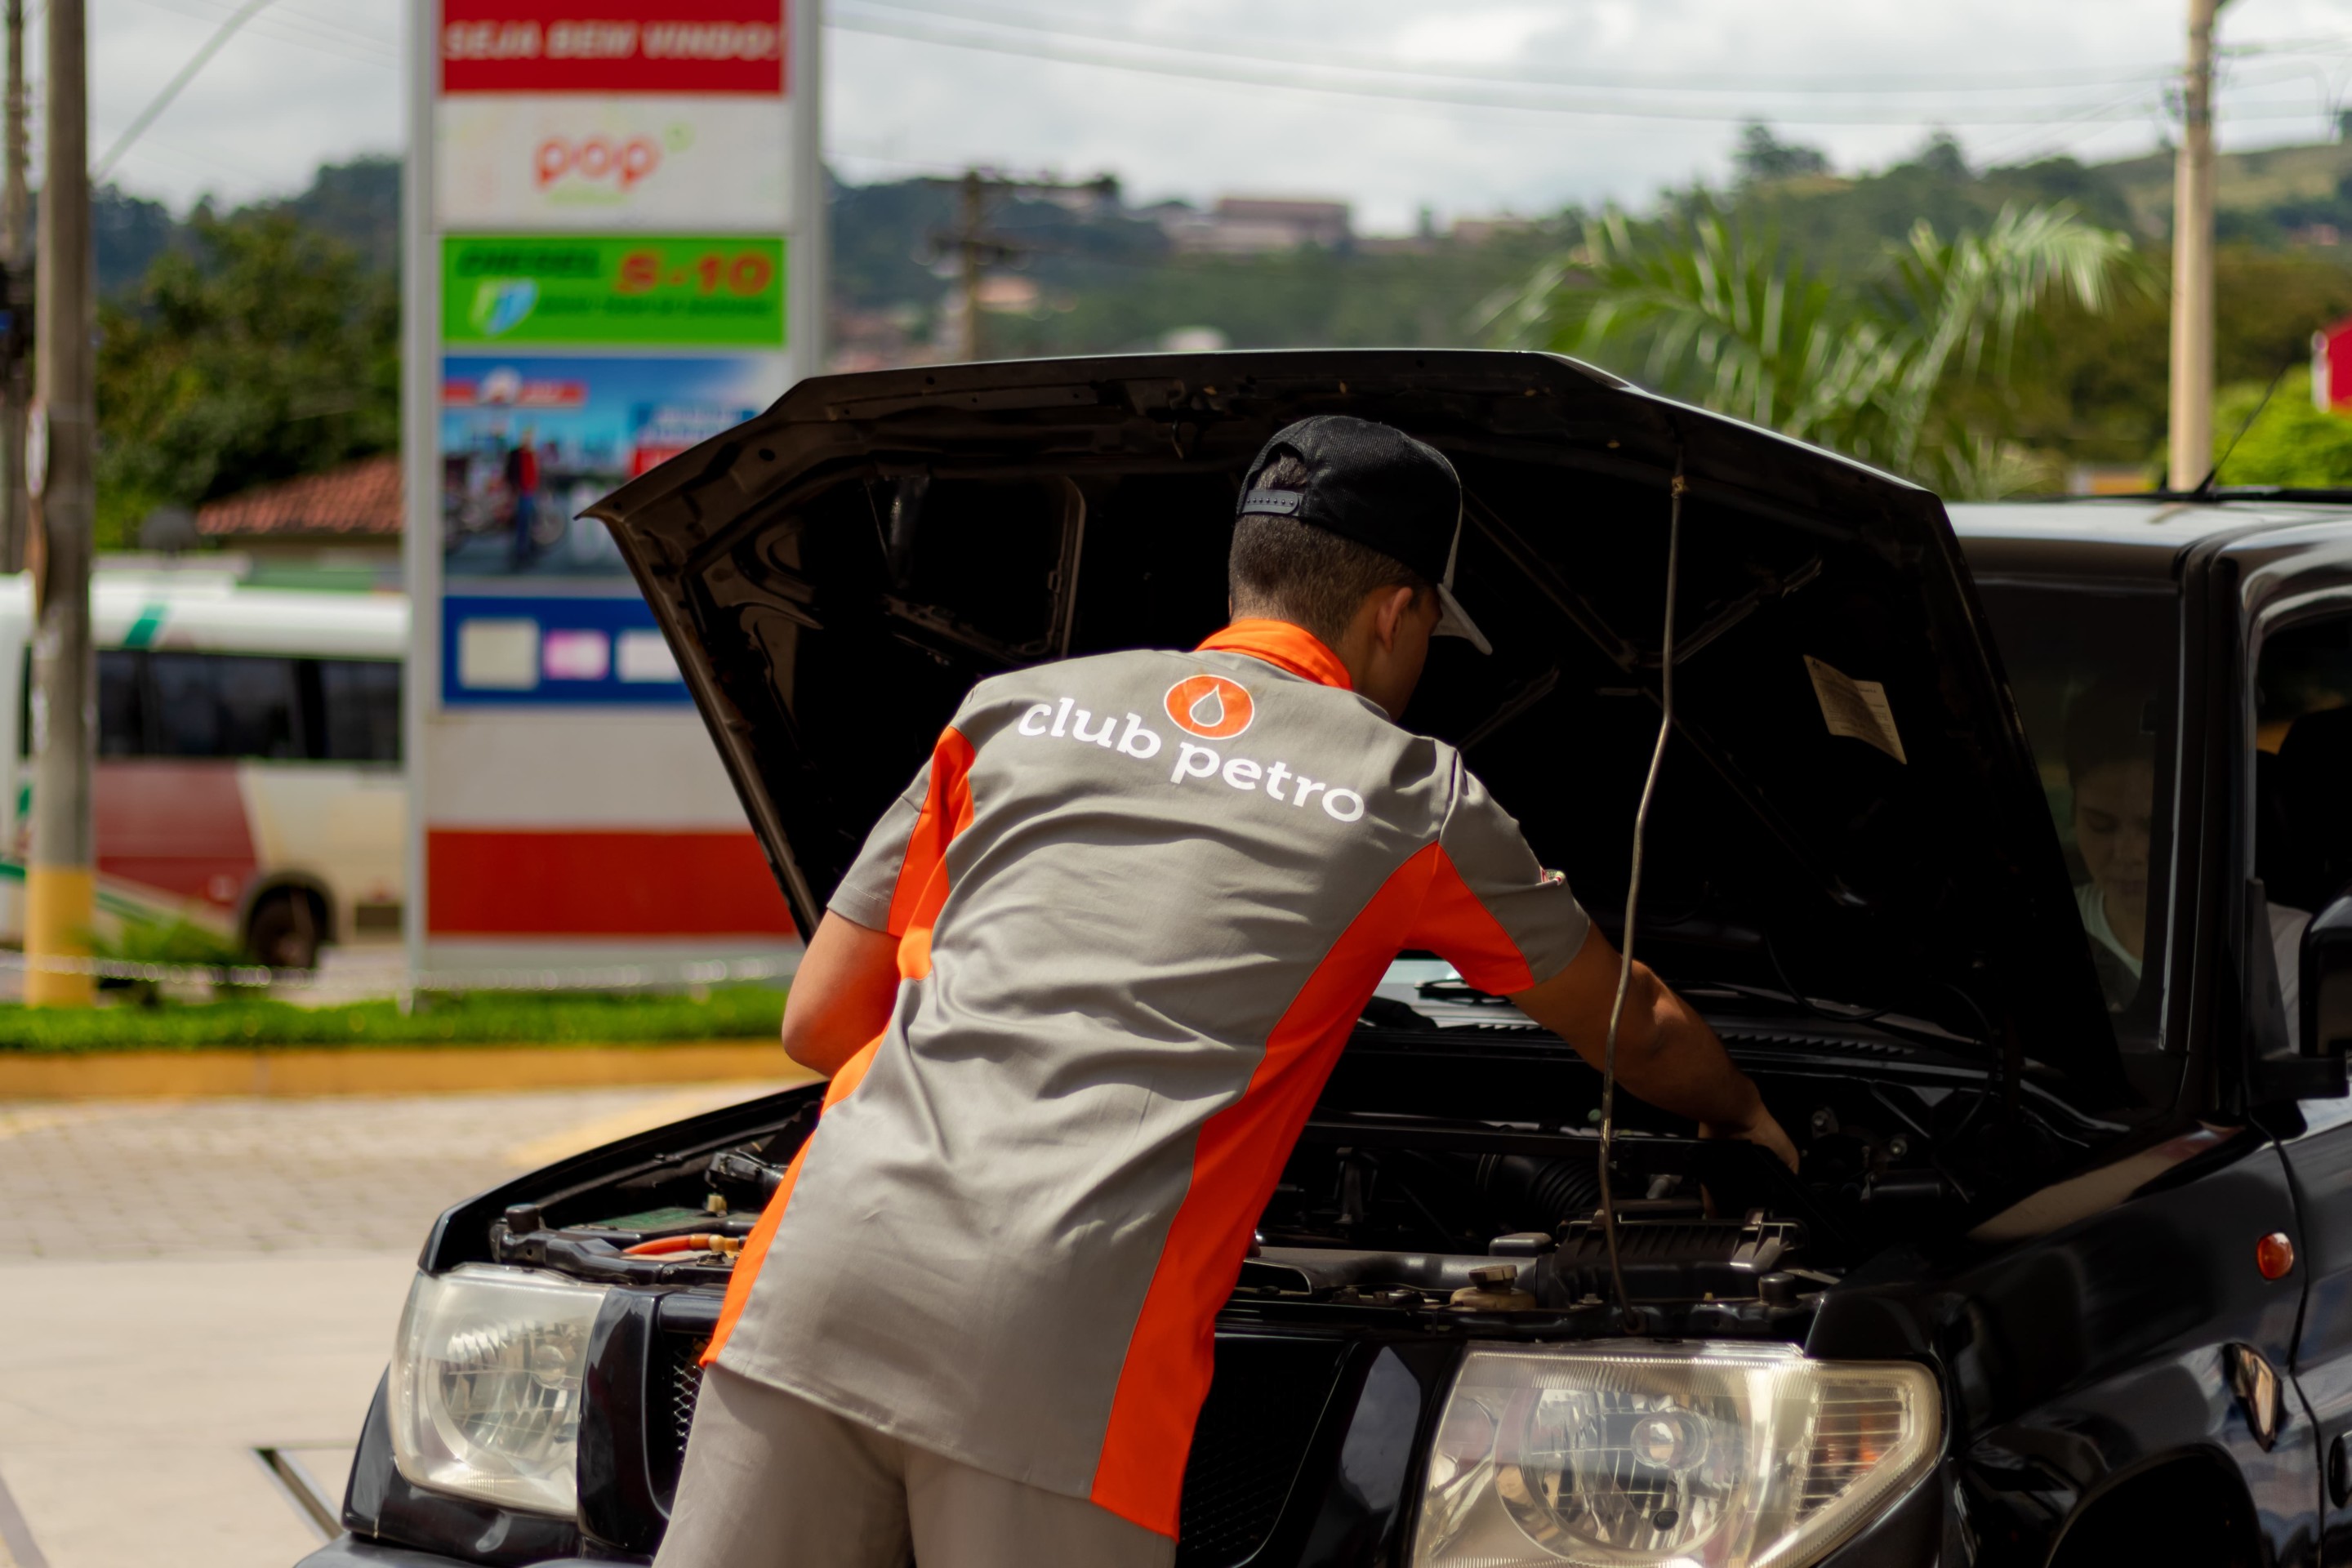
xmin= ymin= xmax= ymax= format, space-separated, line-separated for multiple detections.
xmin=0 ymin=569 xmax=406 ymax=969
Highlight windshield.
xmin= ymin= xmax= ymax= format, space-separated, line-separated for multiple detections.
xmin=1972 ymin=578 xmax=2180 ymax=1050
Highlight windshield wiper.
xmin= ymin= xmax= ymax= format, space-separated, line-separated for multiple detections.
xmin=1685 ymin=981 xmax=1987 ymax=1053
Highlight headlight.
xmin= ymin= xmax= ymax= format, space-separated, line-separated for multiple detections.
xmin=1410 ymin=1341 xmax=1938 ymax=1568
xmin=388 ymin=1265 xmax=609 ymax=1517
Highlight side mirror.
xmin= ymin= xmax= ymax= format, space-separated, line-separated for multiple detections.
xmin=2301 ymin=890 xmax=2352 ymax=1056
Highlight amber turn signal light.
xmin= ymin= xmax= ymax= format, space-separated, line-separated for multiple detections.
xmin=2258 ymin=1232 xmax=2296 ymax=1281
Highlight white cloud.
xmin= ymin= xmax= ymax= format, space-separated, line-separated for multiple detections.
xmin=51 ymin=0 xmax=2352 ymax=233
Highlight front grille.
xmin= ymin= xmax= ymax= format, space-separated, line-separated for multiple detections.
xmin=644 ymin=1330 xmax=1345 ymax=1566
xmin=651 ymin=1332 xmax=706 ymax=1505
xmin=1176 ymin=1336 xmax=1348 ymax=1568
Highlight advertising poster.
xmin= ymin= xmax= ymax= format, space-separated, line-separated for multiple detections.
xmin=411 ymin=0 xmax=816 ymax=968
xmin=443 ymin=234 xmax=786 ymax=349
xmin=438 ymin=353 xmax=786 ymax=581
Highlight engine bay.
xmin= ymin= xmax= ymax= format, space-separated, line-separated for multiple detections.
xmin=479 ymin=999 xmax=2093 ymax=1339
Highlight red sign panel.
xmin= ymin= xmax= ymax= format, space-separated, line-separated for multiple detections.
xmin=440 ymin=0 xmax=786 ymax=95
xmin=2317 ymin=318 xmax=2352 ymax=415
xmin=428 ymin=829 xmax=795 ymax=934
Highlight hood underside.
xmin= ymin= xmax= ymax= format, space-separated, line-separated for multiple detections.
xmin=590 ymin=350 xmax=2122 ymax=1102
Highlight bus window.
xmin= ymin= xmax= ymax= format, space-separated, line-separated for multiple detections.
xmin=98 ymin=652 xmax=142 ymax=755
xmin=310 ymin=659 xmax=401 ymax=764
xmin=19 ymin=649 xmax=145 ymax=757
xmin=149 ymin=653 xmax=302 ymax=760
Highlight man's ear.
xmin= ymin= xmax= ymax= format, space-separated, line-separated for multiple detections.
xmin=1369 ymin=585 xmax=1417 ymax=650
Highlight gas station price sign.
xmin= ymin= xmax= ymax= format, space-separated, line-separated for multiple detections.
xmin=442 ymin=234 xmax=786 ymax=347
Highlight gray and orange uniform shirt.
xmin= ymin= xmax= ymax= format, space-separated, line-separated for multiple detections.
xmin=705 ymin=619 xmax=1591 ymax=1538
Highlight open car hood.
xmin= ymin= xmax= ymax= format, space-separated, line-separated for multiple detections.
xmin=590 ymin=350 xmax=2123 ymax=1102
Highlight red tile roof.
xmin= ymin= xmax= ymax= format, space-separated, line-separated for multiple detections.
xmin=197 ymin=453 xmax=401 ymax=539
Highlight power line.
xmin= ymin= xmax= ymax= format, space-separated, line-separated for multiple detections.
xmin=118 ymin=0 xmax=395 ymax=67
xmin=829 ymin=5 xmax=2348 ymax=127
xmin=91 ymin=0 xmax=274 ymax=179
xmin=849 ymin=0 xmax=2211 ymax=96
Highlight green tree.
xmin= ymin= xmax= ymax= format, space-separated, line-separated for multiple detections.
xmin=2208 ymin=367 xmax=2352 ymax=486
xmin=1732 ymin=122 xmax=1832 ymax=186
xmin=95 ymin=209 xmax=398 ymax=546
xmin=1489 ymin=199 xmax=2143 ymax=497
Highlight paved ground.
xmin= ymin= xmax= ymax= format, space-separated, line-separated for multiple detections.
xmin=0 ymin=1081 xmax=800 ymax=1568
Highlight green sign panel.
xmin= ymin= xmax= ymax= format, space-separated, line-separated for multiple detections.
xmin=442 ymin=235 xmax=786 ymax=348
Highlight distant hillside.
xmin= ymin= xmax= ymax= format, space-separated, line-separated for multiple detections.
xmin=2099 ymin=137 xmax=2352 ymax=243
xmin=1713 ymin=130 xmax=2352 ymax=280
xmin=91 ymin=156 xmax=399 ymax=298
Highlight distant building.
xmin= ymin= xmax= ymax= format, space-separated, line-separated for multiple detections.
xmin=1345 ymin=213 xmax=1547 ymax=256
xmin=1450 ymin=214 xmax=1539 ymax=247
xmin=975 ymin=274 xmax=1041 ymax=313
xmin=196 ymin=453 xmax=402 ymax=564
xmin=2068 ymin=462 xmax=2155 ymax=496
xmin=1163 ymin=197 xmax=1352 ymax=256
xmin=828 ymin=305 xmax=931 ymax=375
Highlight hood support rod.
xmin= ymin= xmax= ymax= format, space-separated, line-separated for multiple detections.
xmin=1597 ymin=455 xmax=1686 ymax=1335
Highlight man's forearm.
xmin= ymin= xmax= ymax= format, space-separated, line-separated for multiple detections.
xmin=1610 ymin=962 xmax=1765 ymax=1130
xmin=1507 ymin=932 xmax=1762 ymax=1129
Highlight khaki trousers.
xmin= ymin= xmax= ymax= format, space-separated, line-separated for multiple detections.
xmin=653 ymin=1365 xmax=1178 ymax=1568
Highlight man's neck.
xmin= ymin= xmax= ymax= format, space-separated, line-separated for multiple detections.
xmin=1197 ymin=619 xmax=1354 ymax=690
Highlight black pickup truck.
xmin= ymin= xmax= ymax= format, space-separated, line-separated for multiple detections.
xmin=303 ymin=350 xmax=2352 ymax=1568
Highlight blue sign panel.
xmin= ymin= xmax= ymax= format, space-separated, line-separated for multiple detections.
xmin=442 ymin=591 xmax=695 ymax=707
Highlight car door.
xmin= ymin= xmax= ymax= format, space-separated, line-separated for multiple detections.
xmin=2247 ymin=590 xmax=2352 ymax=1562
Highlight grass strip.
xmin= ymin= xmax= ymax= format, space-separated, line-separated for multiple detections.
xmin=0 ymin=987 xmax=786 ymax=1053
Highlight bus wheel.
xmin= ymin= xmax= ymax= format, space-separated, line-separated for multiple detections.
xmin=247 ymin=889 xmax=326 ymax=973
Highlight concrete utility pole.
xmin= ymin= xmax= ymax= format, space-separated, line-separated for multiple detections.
xmin=2168 ymin=0 xmax=2223 ymax=492
xmin=2 ymin=0 xmax=30 ymax=573
xmin=956 ymin=171 xmax=985 ymax=361
xmin=25 ymin=0 xmax=91 ymax=1006
xmin=922 ymin=170 xmax=1117 ymax=362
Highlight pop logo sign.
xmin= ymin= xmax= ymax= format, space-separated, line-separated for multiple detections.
xmin=535 ymin=134 xmax=662 ymax=190
xmin=435 ymin=97 xmax=786 ymax=229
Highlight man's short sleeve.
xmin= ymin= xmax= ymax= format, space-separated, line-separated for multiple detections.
xmin=827 ymin=756 xmax=937 ymax=934
xmin=1405 ymin=754 xmax=1591 ymax=996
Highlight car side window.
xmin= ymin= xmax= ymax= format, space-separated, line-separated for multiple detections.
xmin=1973 ymin=580 xmax=2178 ymax=1036
xmin=2254 ymin=613 xmax=2352 ymax=1040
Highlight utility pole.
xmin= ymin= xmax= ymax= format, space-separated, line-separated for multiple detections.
xmin=956 ymin=171 xmax=985 ymax=361
xmin=922 ymin=170 xmax=1117 ymax=363
xmin=2168 ymin=0 xmax=2222 ymax=492
xmin=25 ymin=0 xmax=91 ymax=1005
xmin=2 ymin=0 xmax=30 ymax=573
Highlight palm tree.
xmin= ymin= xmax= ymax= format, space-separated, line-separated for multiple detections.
xmin=1486 ymin=198 xmax=2144 ymax=497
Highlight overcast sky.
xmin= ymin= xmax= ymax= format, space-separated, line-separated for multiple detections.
xmin=65 ymin=0 xmax=2352 ymax=231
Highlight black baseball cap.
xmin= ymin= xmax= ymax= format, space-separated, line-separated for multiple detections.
xmin=1236 ymin=415 xmax=1490 ymax=654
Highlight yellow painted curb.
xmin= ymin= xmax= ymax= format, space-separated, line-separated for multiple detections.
xmin=0 ymin=1040 xmax=817 ymax=1099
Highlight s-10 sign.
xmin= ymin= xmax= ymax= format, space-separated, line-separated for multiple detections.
xmin=440 ymin=0 xmax=786 ymax=96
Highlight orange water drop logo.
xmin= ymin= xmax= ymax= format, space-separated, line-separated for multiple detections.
xmin=1165 ymin=674 xmax=1255 ymax=739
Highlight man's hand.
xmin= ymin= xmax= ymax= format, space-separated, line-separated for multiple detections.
xmin=1507 ymin=931 xmax=1799 ymax=1173
xmin=780 ymin=912 xmax=903 ymax=1077
xmin=1699 ymin=1108 xmax=1802 ymax=1174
